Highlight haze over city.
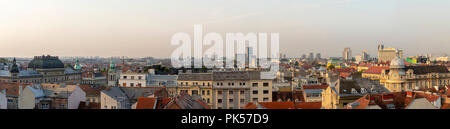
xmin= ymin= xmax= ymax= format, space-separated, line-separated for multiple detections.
xmin=0 ymin=0 xmax=449 ymax=58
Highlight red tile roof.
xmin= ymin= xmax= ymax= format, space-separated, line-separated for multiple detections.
xmin=339 ymin=72 xmax=352 ymax=78
xmin=345 ymin=96 xmax=370 ymax=109
xmin=363 ymin=66 xmax=389 ymax=74
xmin=295 ymin=102 xmax=322 ymax=109
xmin=136 ymin=97 xmax=157 ymax=109
xmin=258 ymin=102 xmax=296 ymax=109
xmin=244 ymin=102 xmax=258 ymax=109
xmin=334 ymin=68 xmax=355 ymax=73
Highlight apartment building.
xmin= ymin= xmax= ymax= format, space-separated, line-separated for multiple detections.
xmin=118 ymin=72 xmax=147 ymax=87
xmin=171 ymin=71 xmax=272 ymax=109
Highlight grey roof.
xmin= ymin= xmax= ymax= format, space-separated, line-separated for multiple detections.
xmin=120 ymin=87 xmax=160 ymax=100
xmin=64 ymin=67 xmax=80 ymax=74
xmin=173 ymin=92 xmax=207 ymax=109
xmin=178 ymin=73 xmax=213 ymax=81
xmin=102 ymin=87 xmax=127 ymax=100
xmin=212 ymin=71 xmax=261 ymax=81
xmin=28 ymin=55 xmax=65 ymax=69
xmin=147 ymin=75 xmax=178 ymax=86
xmin=0 ymin=70 xmax=43 ymax=77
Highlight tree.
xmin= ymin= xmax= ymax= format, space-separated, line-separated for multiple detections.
xmin=328 ymin=64 xmax=335 ymax=70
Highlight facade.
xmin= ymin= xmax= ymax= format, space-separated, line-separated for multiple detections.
xmin=81 ymin=72 xmax=107 ymax=86
xmin=380 ymin=56 xmax=450 ymax=92
xmin=118 ymin=72 xmax=147 ymax=87
xmin=173 ymin=71 xmax=272 ymax=109
xmin=321 ymin=85 xmax=339 ymax=109
xmin=377 ymin=44 xmax=403 ymax=63
xmin=0 ymin=56 xmax=81 ymax=84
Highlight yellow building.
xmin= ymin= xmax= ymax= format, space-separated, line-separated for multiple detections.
xmin=171 ymin=73 xmax=213 ymax=107
xmin=321 ymin=86 xmax=339 ymax=109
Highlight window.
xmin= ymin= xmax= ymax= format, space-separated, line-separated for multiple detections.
xmin=218 ymin=99 xmax=222 ymax=103
xmin=263 ymin=83 xmax=269 ymax=87
xmin=207 ymin=98 xmax=210 ymax=103
xmin=122 ymin=83 xmax=126 ymax=86
xmin=263 ymin=98 xmax=269 ymax=102
xmin=218 ymin=91 xmax=222 ymax=95
xmin=252 ymin=83 xmax=258 ymax=87
xmin=252 ymin=98 xmax=258 ymax=102
xmin=252 ymin=90 xmax=258 ymax=94
xmin=130 ymin=83 xmax=134 ymax=87
xmin=138 ymin=76 xmax=142 ymax=80
xmin=131 ymin=76 xmax=135 ymax=79
xmin=263 ymin=90 xmax=269 ymax=94
xmin=240 ymin=99 xmax=245 ymax=103
xmin=192 ymin=90 xmax=199 ymax=95
xmin=240 ymin=90 xmax=245 ymax=94
xmin=123 ymin=76 xmax=127 ymax=79
xmin=202 ymin=90 xmax=205 ymax=95
xmin=207 ymin=90 xmax=210 ymax=95
xmin=229 ymin=99 xmax=233 ymax=103
xmin=229 ymin=91 xmax=233 ymax=95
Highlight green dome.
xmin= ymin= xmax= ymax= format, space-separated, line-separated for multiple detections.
xmin=74 ymin=59 xmax=82 ymax=70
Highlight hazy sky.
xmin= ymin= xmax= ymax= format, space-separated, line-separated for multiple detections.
xmin=0 ymin=0 xmax=449 ymax=58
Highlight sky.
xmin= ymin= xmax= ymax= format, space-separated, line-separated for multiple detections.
xmin=0 ymin=0 xmax=449 ymax=58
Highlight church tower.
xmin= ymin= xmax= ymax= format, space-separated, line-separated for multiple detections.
xmin=107 ymin=60 xmax=117 ymax=87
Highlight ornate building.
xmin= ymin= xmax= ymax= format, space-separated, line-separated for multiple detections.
xmin=0 ymin=55 xmax=81 ymax=84
xmin=380 ymin=56 xmax=450 ymax=92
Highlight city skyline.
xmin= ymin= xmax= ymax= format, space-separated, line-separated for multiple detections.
xmin=1 ymin=0 xmax=449 ymax=58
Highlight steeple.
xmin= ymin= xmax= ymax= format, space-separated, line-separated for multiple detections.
xmin=108 ymin=60 xmax=116 ymax=73
xmin=10 ymin=58 xmax=19 ymax=73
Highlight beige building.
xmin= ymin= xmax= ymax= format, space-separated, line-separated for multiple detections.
xmin=321 ymin=86 xmax=339 ymax=109
xmin=171 ymin=71 xmax=272 ymax=109
xmin=377 ymin=44 xmax=403 ymax=63
xmin=380 ymin=56 xmax=450 ymax=92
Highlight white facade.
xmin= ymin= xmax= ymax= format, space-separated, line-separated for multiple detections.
xmin=118 ymin=72 xmax=147 ymax=87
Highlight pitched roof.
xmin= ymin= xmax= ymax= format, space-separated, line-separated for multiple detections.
xmin=295 ymin=102 xmax=322 ymax=109
xmin=258 ymin=102 xmax=296 ymax=109
xmin=0 ymin=83 xmax=32 ymax=96
xmin=136 ymin=97 xmax=157 ymax=109
xmin=363 ymin=66 xmax=389 ymax=74
xmin=243 ymin=102 xmax=258 ymax=109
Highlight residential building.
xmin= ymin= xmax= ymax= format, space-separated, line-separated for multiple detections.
xmin=119 ymin=72 xmax=147 ymax=87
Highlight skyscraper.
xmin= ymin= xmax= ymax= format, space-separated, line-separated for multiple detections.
xmin=343 ymin=47 xmax=352 ymax=61
xmin=316 ymin=53 xmax=321 ymax=59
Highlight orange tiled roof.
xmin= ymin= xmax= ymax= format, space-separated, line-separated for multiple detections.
xmin=339 ymin=72 xmax=352 ymax=78
xmin=363 ymin=66 xmax=389 ymax=74
xmin=244 ymin=102 xmax=258 ymax=109
xmin=295 ymin=102 xmax=322 ymax=109
xmin=258 ymin=102 xmax=296 ymax=109
xmin=136 ymin=97 xmax=157 ymax=109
